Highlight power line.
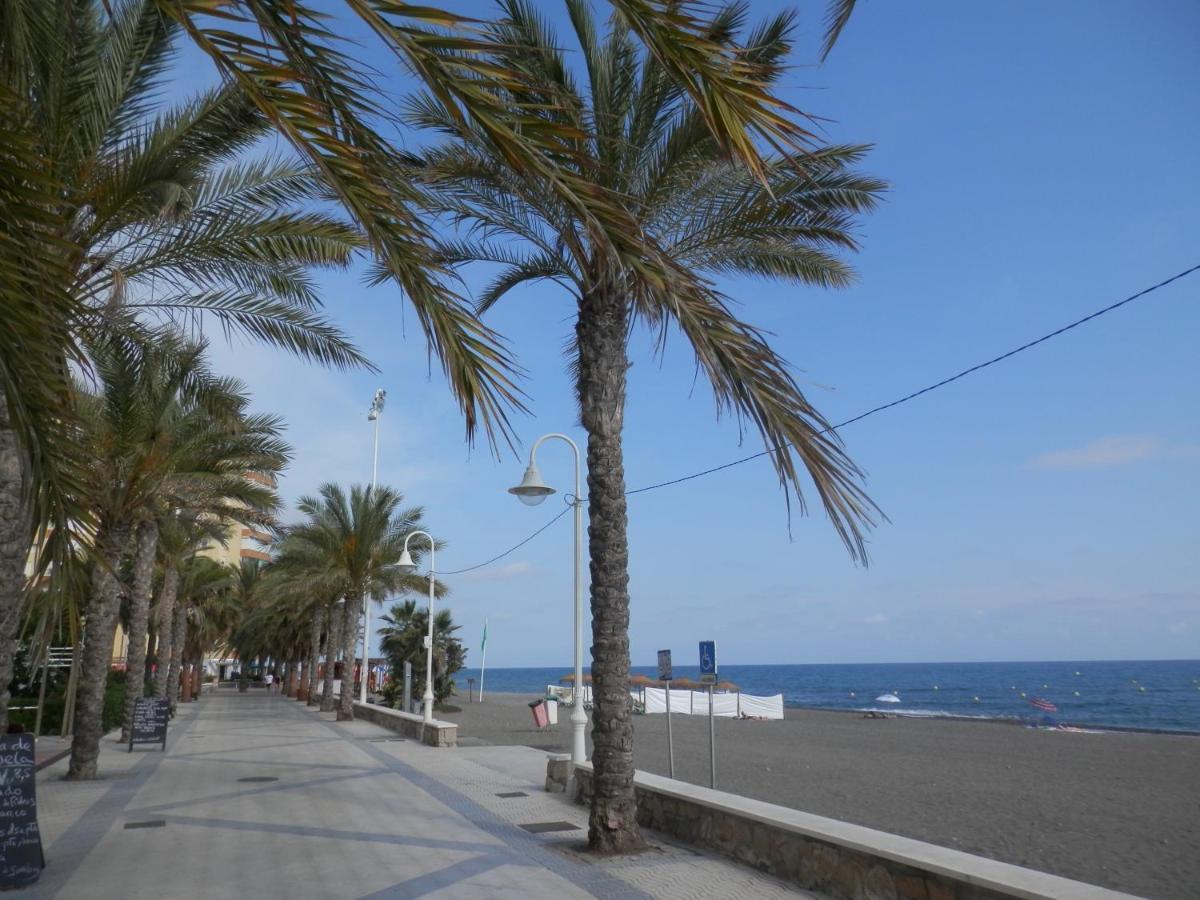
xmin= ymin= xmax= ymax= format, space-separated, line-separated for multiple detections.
xmin=627 ymin=261 xmax=1200 ymax=495
xmin=444 ymin=262 xmax=1199 ymax=571
xmin=439 ymin=504 xmax=572 ymax=575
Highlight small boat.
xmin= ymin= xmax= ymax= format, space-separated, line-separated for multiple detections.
xmin=875 ymin=693 xmax=901 ymax=704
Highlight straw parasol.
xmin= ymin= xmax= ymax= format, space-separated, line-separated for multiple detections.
xmin=559 ymin=672 xmax=593 ymax=684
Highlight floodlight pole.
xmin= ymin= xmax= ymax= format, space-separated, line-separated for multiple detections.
xmin=362 ymin=389 xmax=385 ymax=704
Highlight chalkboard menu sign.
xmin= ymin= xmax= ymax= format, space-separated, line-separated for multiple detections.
xmin=128 ymin=697 xmax=169 ymax=752
xmin=0 ymin=734 xmax=44 ymax=889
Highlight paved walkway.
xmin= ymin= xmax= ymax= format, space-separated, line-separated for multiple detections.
xmin=29 ymin=690 xmax=812 ymax=899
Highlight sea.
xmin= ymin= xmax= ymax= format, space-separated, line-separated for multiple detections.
xmin=456 ymin=659 xmax=1200 ymax=734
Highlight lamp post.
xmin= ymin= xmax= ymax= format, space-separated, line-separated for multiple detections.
xmin=508 ymin=433 xmax=587 ymax=765
xmin=396 ymin=531 xmax=436 ymax=723
xmin=361 ymin=389 xmax=386 ymax=704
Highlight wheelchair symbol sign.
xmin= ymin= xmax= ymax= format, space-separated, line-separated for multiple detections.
xmin=699 ymin=641 xmax=717 ymax=684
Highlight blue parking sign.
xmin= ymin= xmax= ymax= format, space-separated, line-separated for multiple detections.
xmin=699 ymin=641 xmax=717 ymax=683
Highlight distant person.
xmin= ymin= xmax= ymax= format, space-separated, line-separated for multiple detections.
xmin=264 ymin=672 xmax=274 ymax=692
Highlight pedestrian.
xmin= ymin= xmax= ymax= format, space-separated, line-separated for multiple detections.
xmin=264 ymin=671 xmax=274 ymax=692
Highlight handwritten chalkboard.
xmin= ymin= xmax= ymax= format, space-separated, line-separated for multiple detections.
xmin=0 ymin=734 xmax=44 ymax=889
xmin=128 ymin=697 xmax=169 ymax=752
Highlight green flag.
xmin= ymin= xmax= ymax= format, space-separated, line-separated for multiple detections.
xmin=481 ymin=620 xmax=487 ymax=651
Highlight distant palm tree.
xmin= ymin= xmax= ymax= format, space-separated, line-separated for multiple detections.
xmin=67 ymin=337 xmax=289 ymax=780
xmin=169 ymin=555 xmax=236 ymax=704
xmin=378 ymin=600 xmax=463 ymax=708
xmin=270 ymin=485 xmax=437 ymax=720
xmin=406 ymin=1 xmax=884 ymax=850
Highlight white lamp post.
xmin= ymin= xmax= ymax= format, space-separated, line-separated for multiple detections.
xmin=508 ymin=433 xmax=587 ymax=765
xmin=361 ymin=388 xmax=386 ymax=704
xmin=396 ymin=530 xmax=436 ymax=723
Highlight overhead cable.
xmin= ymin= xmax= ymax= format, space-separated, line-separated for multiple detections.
xmin=445 ymin=262 xmax=1200 ymax=571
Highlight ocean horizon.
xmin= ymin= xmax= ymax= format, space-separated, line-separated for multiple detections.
xmin=455 ymin=658 xmax=1200 ymax=733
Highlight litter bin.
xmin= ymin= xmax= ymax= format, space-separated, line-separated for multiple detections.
xmin=545 ymin=698 xmax=559 ymax=725
xmin=529 ymin=699 xmax=549 ymax=728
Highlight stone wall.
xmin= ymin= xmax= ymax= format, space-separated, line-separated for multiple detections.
xmin=569 ymin=763 xmax=1136 ymax=900
xmin=352 ymin=701 xmax=457 ymax=748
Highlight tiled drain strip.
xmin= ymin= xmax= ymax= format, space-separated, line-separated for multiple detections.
xmin=321 ymin=718 xmax=651 ymax=900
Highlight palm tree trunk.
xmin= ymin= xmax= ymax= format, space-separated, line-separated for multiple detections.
xmin=308 ymin=605 xmax=325 ymax=705
xmin=152 ymin=564 xmax=179 ymax=697
xmin=305 ymin=609 xmax=321 ymax=703
xmin=320 ymin=605 xmax=340 ymax=712
xmin=336 ymin=595 xmax=359 ymax=720
xmin=287 ymin=656 xmax=299 ymax=697
xmin=66 ymin=525 xmax=129 ymax=780
xmin=0 ymin=384 xmax=34 ymax=734
xmin=576 ymin=289 xmax=643 ymax=853
xmin=120 ymin=520 xmax=157 ymax=742
xmin=166 ymin=600 xmax=187 ymax=710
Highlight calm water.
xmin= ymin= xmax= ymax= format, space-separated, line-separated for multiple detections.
xmin=457 ymin=660 xmax=1200 ymax=733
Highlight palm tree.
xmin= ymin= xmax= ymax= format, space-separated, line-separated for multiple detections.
xmin=168 ymin=554 xmax=236 ymax=703
xmin=378 ymin=600 xmax=464 ymax=708
xmin=406 ymin=1 xmax=884 ymax=851
xmin=67 ymin=336 xmax=289 ymax=779
xmin=0 ymin=0 xmax=369 ymax=731
xmin=2 ymin=0 xmax=858 ymax=732
xmin=270 ymin=485 xmax=437 ymax=721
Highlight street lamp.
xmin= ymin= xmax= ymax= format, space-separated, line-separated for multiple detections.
xmin=361 ymin=388 xmax=386 ymax=704
xmin=508 ymin=433 xmax=587 ymax=765
xmin=396 ymin=530 xmax=436 ymax=724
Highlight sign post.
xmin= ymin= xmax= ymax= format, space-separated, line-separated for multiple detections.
xmin=0 ymin=734 xmax=44 ymax=889
xmin=403 ymin=661 xmax=413 ymax=714
xmin=128 ymin=696 xmax=169 ymax=752
xmin=658 ymin=650 xmax=674 ymax=778
xmin=699 ymin=640 xmax=717 ymax=788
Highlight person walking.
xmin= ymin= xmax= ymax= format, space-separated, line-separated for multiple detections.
xmin=264 ymin=671 xmax=274 ymax=693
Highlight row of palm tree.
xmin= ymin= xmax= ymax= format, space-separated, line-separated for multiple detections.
xmin=230 ymin=483 xmax=440 ymax=721
xmin=3 ymin=0 xmax=872 ymax=849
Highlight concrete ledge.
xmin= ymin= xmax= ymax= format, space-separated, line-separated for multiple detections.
xmin=352 ymin=701 xmax=457 ymax=747
xmin=569 ymin=762 xmax=1139 ymax=900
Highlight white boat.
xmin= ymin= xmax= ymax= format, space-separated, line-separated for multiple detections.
xmin=875 ymin=693 xmax=901 ymax=704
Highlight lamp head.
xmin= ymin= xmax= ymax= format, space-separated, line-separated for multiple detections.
xmin=368 ymin=388 xmax=387 ymax=420
xmin=395 ymin=548 xmax=417 ymax=574
xmin=508 ymin=463 xmax=554 ymax=506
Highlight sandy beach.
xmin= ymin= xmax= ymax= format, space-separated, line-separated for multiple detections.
xmin=440 ymin=692 xmax=1200 ymax=899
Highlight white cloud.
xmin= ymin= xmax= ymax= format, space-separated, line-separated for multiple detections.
xmin=1029 ymin=435 xmax=1200 ymax=470
xmin=863 ymin=613 xmax=888 ymax=625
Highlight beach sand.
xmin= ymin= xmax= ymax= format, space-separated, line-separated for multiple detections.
xmin=440 ymin=692 xmax=1200 ymax=899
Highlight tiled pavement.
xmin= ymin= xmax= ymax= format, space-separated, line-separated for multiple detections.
xmin=28 ymin=690 xmax=814 ymax=899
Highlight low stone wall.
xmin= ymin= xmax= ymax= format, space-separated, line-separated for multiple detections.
xmin=569 ymin=763 xmax=1137 ymax=900
xmin=352 ymin=701 xmax=457 ymax=748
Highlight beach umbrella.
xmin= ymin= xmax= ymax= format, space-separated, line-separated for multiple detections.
xmin=559 ymin=672 xmax=593 ymax=684
xmin=716 ymin=681 xmax=739 ymax=692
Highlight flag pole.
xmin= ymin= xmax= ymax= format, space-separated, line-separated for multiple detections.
xmin=478 ymin=618 xmax=488 ymax=703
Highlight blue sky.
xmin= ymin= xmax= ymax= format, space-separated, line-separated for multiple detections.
xmin=186 ymin=1 xmax=1198 ymax=667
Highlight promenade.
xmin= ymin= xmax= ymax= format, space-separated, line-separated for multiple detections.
xmin=27 ymin=690 xmax=808 ymax=899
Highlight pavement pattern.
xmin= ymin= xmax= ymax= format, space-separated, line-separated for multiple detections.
xmin=28 ymin=689 xmax=813 ymax=899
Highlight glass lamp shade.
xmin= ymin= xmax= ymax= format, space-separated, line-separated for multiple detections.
xmin=508 ymin=463 xmax=555 ymax=506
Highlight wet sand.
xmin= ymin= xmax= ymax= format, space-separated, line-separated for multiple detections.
xmin=440 ymin=692 xmax=1200 ymax=899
